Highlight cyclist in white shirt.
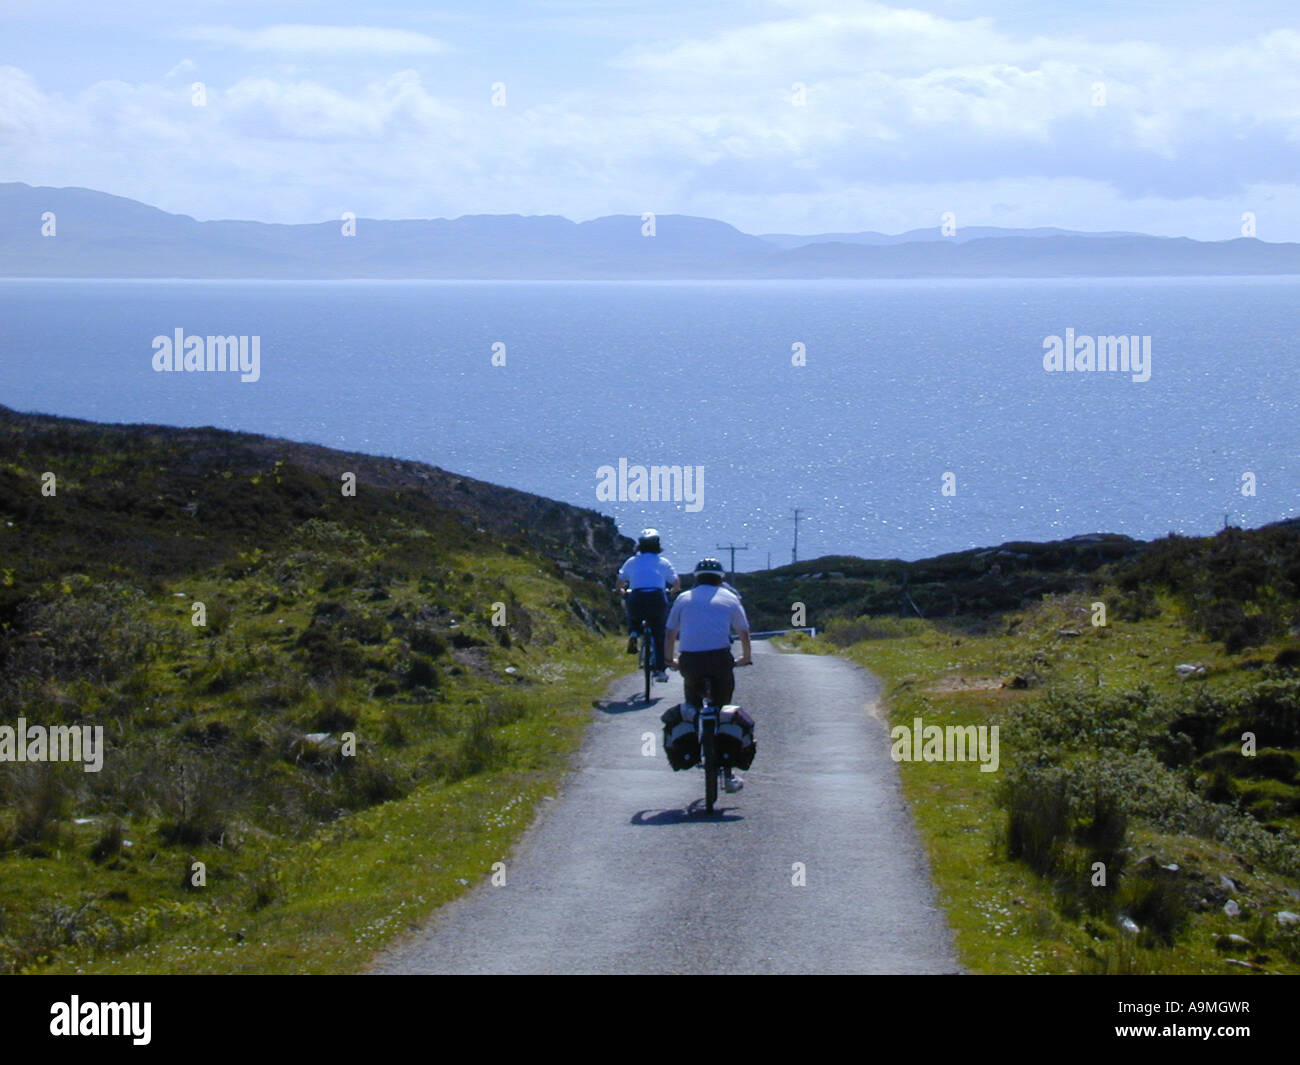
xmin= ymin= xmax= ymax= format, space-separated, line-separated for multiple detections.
xmin=615 ymin=529 xmax=680 ymax=682
xmin=664 ymin=558 xmax=752 ymax=792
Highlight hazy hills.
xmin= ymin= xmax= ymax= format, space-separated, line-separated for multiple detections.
xmin=3 ymin=181 xmax=1298 ymax=279
xmin=757 ymin=225 xmax=1144 ymax=248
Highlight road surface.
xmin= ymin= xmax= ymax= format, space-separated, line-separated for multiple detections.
xmin=371 ymin=641 xmax=961 ymax=974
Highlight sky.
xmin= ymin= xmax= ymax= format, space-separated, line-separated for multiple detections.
xmin=2 ymin=1 xmax=1298 ymax=238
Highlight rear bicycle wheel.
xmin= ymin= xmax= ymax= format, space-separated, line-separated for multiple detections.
xmin=703 ymin=726 xmax=718 ymax=812
xmin=641 ymin=623 xmax=652 ymax=702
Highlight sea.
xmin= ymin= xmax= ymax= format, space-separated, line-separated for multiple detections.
xmin=1 ymin=276 xmax=1297 ymax=567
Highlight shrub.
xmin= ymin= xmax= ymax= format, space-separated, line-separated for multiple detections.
xmin=4 ymin=763 xmax=66 ymax=850
xmin=89 ymin=821 xmax=124 ymax=863
xmin=1001 ymin=767 xmax=1071 ymax=877
xmin=439 ymin=707 xmax=500 ymax=781
xmin=154 ymin=754 xmax=237 ymax=847
xmin=296 ymin=624 xmax=364 ymax=678
xmin=1231 ymin=678 xmax=1300 ymax=747
xmin=409 ymin=626 xmax=448 ymax=658
xmin=336 ymin=760 xmax=405 ymax=809
xmin=1000 ymin=762 xmax=1131 ymax=915
xmin=1117 ymin=873 xmax=1189 ymax=947
xmin=1119 ymin=527 xmax=1300 ymax=650
xmin=245 ymin=863 xmax=283 ymax=911
xmin=1274 ymin=647 xmax=1300 ymax=670
xmin=1113 ymin=584 xmax=1160 ymax=622
xmin=824 ymin=615 xmax=929 ymax=645
xmin=380 ymin=714 xmax=406 ymax=747
xmin=307 ymin=681 xmax=359 ymax=733
xmin=403 ymin=654 xmax=439 ymax=690
xmin=6 ymin=581 xmax=163 ymax=685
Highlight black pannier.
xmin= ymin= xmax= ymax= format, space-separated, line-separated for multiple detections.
xmin=660 ymin=703 xmax=700 ymax=771
xmin=715 ymin=705 xmax=756 ymax=770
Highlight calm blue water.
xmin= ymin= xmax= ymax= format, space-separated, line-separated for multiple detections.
xmin=2 ymin=278 xmax=1297 ymax=566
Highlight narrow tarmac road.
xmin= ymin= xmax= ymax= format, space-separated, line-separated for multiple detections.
xmin=371 ymin=641 xmax=961 ymax=974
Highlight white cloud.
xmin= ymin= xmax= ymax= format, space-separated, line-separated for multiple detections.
xmin=180 ymin=24 xmax=448 ymax=55
xmin=615 ymin=4 xmax=1006 ymax=78
xmin=0 ymin=66 xmax=48 ymax=138
xmin=220 ymin=72 xmax=461 ymax=141
xmin=595 ymin=3 xmax=1300 ymax=201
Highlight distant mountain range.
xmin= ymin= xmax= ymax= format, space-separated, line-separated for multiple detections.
xmin=3 ymin=182 xmax=1298 ymax=279
xmin=757 ymin=225 xmax=1145 ymax=248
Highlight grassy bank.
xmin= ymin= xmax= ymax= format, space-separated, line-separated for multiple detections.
xmin=21 ymin=648 xmax=619 ymax=974
xmin=0 ymin=408 xmax=632 ymax=973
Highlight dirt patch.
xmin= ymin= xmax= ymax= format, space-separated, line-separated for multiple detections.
xmin=925 ymin=674 xmax=1006 ymax=693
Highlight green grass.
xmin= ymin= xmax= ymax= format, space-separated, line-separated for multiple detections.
xmin=24 ymin=648 xmax=617 ymax=974
xmin=0 ymin=548 xmax=628 ymax=973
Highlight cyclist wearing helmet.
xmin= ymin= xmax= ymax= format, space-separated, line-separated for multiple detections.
xmin=664 ymin=558 xmax=752 ymax=792
xmin=615 ymin=529 xmax=680 ymax=682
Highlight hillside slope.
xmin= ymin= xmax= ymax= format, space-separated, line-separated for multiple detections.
xmin=0 ymin=405 xmax=632 ymax=973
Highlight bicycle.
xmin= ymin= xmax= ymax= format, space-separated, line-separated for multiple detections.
xmin=623 ymin=584 xmax=674 ymax=703
xmin=687 ymin=667 xmax=751 ymax=813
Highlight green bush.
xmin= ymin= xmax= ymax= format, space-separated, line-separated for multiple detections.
xmin=1119 ymin=527 xmax=1300 ymax=650
xmin=824 ymin=615 xmax=930 ymax=645
xmin=2 ymin=763 xmax=66 ymax=851
xmin=1000 ymin=763 xmax=1130 ymax=915
xmin=403 ymin=654 xmax=440 ymax=690
xmin=1001 ymin=766 xmax=1071 ymax=878
xmin=1117 ymin=872 xmax=1189 ymax=947
xmin=154 ymin=753 xmax=239 ymax=847
xmin=5 ymin=581 xmax=164 ymax=685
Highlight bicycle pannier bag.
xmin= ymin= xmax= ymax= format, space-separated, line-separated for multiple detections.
xmin=660 ymin=703 xmax=700 ymax=771
xmin=715 ymin=705 xmax=756 ymax=770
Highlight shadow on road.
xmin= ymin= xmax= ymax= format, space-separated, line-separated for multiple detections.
xmin=594 ymin=695 xmax=662 ymax=714
xmin=631 ymin=805 xmax=743 ymax=825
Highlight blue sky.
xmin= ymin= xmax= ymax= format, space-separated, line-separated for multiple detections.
xmin=2 ymin=1 xmax=1298 ymax=237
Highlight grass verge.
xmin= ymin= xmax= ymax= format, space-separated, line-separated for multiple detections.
xmin=22 ymin=649 xmax=619 ymax=974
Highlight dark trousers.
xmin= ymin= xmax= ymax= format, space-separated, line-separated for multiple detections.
xmin=626 ymin=589 xmax=668 ymax=670
xmin=678 ymin=647 xmax=736 ymax=707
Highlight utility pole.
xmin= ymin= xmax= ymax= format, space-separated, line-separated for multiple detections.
xmin=715 ymin=542 xmax=750 ymax=578
xmin=790 ymin=508 xmax=808 ymax=565
xmin=766 ymin=551 xmax=771 ymax=570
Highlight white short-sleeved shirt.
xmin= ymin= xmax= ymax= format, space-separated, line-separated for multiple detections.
xmin=666 ymin=585 xmax=749 ymax=652
xmin=619 ymin=552 xmax=677 ymax=591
